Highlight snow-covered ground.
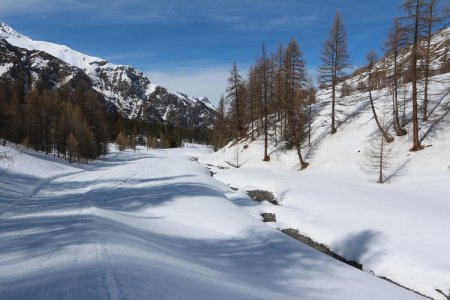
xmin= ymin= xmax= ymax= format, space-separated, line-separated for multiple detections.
xmin=197 ymin=74 xmax=450 ymax=299
xmin=0 ymin=144 xmax=423 ymax=300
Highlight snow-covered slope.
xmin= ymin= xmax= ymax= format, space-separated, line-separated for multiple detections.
xmin=343 ymin=27 xmax=450 ymax=92
xmin=0 ymin=23 xmax=215 ymax=127
xmin=199 ymin=71 xmax=450 ymax=299
xmin=0 ymin=22 xmax=107 ymax=72
xmin=0 ymin=144 xmax=424 ymax=299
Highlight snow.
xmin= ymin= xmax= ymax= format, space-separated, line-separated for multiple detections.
xmin=0 ymin=144 xmax=423 ymax=299
xmin=30 ymin=56 xmax=49 ymax=69
xmin=0 ymin=62 xmax=13 ymax=77
xmin=0 ymin=23 xmax=110 ymax=73
xmin=198 ymin=73 xmax=450 ymax=299
xmin=145 ymin=82 xmax=158 ymax=96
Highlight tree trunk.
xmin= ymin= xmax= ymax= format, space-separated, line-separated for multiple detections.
xmin=378 ymin=134 xmax=384 ymax=183
xmin=331 ymin=81 xmax=337 ymax=134
xmin=296 ymin=143 xmax=309 ymax=170
xmin=393 ymin=53 xmax=407 ymax=136
xmin=368 ymin=76 xmax=394 ymax=143
xmin=410 ymin=0 xmax=424 ymax=151
xmin=263 ymin=112 xmax=270 ymax=161
xmin=308 ymin=98 xmax=312 ymax=147
xmin=423 ymin=2 xmax=433 ymax=122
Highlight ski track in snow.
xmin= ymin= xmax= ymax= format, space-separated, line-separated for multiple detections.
xmin=0 ymin=147 xmax=426 ymax=300
xmin=0 ymin=151 xmax=135 ymax=299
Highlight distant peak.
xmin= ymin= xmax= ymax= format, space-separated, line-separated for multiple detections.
xmin=199 ymin=97 xmax=211 ymax=104
xmin=0 ymin=22 xmax=21 ymax=36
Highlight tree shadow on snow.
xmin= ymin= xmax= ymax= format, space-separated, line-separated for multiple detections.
xmin=0 ymin=210 xmax=344 ymax=300
xmin=332 ymin=229 xmax=384 ymax=267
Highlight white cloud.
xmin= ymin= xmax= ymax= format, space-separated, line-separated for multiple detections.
xmin=145 ymin=65 xmax=232 ymax=106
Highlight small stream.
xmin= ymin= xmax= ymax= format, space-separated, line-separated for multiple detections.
xmin=202 ymin=162 xmax=434 ymax=299
xmin=243 ymin=189 xmax=432 ymax=300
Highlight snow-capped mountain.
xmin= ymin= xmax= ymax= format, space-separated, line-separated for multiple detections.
xmin=0 ymin=23 xmax=216 ymax=128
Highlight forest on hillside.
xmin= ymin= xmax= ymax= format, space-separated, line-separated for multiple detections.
xmin=212 ymin=0 xmax=449 ymax=173
xmin=0 ymin=76 xmax=212 ymax=162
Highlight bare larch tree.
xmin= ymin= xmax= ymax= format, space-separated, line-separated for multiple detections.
xmin=319 ymin=10 xmax=350 ymax=134
xmin=402 ymin=0 xmax=427 ymax=151
xmin=285 ymin=39 xmax=309 ymax=170
xmin=385 ymin=19 xmax=408 ymax=136
xmin=226 ymin=62 xmax=246 ymax=139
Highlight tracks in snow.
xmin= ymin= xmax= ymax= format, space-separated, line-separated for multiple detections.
xmin=0 ymin=152 xmax=151 ymax=299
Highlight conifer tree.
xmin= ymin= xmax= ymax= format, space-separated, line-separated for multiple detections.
xmin=385 ymin=19 xmax=408 ymax=136
xmin=260 ymin=44 xmax=271 ymax=161
xmin=115 ymin=132 xmax=127 ymax=151
xmin=226 ymin=62 xmax=245 ymax=139
xmin=212 ymin=95 xmax=227 ymax=148
xmin=285 ymin=39 xmax=309 ymax=170
xmin=422 ymin=0 xmax=440 ymax=121
xmin=319 ymin=10 xmax=350 ymax=134
xmin=66 ymin=133 xmax=79 ymax=163
xmin=402 ymin=0 xmax=427 ymax=151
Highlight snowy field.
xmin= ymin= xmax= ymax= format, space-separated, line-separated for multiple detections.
xmin=198 ymin=75 xmax=450 ymax=299
xmin=0 ymin=144 xmax=424 ymax=300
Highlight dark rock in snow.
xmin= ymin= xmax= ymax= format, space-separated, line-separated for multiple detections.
xmin=246 ymin=190 xmax=278 ymax=205
xmin=261 ymin=213 xmax=276 ymax=222
xmin=281 ymin=228 xmax=363 ymax=270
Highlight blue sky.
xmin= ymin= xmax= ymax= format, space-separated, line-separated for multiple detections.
xmin=0 ymin=0 xmax=405 ymax=104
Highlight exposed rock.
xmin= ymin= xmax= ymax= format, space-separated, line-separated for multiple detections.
xmin=261 ymin=213 xmax=276 ymax=222
xmin=281 ymin=228 xmax=363 ymax=270
xmin=246 ymin=190 xmax=278 ymax=205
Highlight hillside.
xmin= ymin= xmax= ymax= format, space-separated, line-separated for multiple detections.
xmin=198 ymin=59 xmax=450 ymax=300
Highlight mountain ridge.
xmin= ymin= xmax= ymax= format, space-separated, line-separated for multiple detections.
xmin=0 ymin=23 xmax=216 ymax=128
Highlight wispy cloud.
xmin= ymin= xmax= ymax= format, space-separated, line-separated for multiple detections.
xmin=213 ymin=14 xmax=319 ymax=31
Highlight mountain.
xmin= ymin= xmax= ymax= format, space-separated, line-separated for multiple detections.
xmin=0 ymin=23 xmax=216 ymax=128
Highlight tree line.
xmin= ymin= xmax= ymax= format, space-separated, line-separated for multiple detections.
xmin=213 ymin=38 xmax=316 ymax=169
xmin=0 ymin=78 xmax=110 ymax=162
xmin=0 ymin=76 xmax=213 ymax=162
